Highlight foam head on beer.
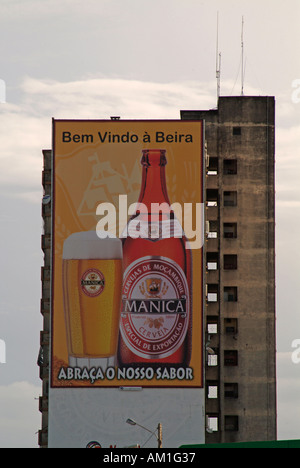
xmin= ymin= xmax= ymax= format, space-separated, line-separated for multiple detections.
xmin=63 ymin=230 xmax=122 ymax=260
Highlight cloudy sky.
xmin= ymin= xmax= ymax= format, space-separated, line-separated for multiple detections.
xmin=0 ymin=0 xmax=299 ymax=447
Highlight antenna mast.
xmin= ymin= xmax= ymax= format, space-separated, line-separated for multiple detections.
xmin=216 ymin=12 xmax=221 ymax=100
xmin=241 ymin=16 xmax=244 ymax=96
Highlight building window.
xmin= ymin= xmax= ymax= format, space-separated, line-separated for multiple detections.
xmin=207 ymin=157 xmax=218 ymax=175
xmin=207 ymin=353 xmax=218 ymax=367
xmin=207 ymin=252 xmax=218 ymax=271
xmin=208 ymin=323 xmax=218 ymax=334
xmin=225 ymin=415 xmax=239 ymax=431
xmin=224 ymin=254 xmax=237 ymax=270
xmin=224 ymin=191 xmax=237 ymax=207
xmin=206 ymin=189 xmax=218 ymax=207
xmin=206 ymin=415 xmax=219 ymax=432
xmin=223 ymin=159 xmax=237 ymax=175
xmin=224 ymin=223 xmax=237 ymax=239
xmin=232 ymin=126 xmax=242 ymax=136
xmin=207 ymin=316 xmax=218 ymax=335
xmin=207 ymin=220 xmax=218 ymax=239
xmin=224 ymin=318 xmax=238 ymax=335
xmin=207 ymin=284 xmax=218 ymax=303
xmin=224 ymin=286 xmax=238 ymax=302
xmin=207 ymin=293 xmax=218 ymax=303
xmin=207 ymin=382 xmax=218 ymax=399
xmin=224 ymin=350 xmax=238 ymax=366
xmin=224 ymin=383 xmax=239 ymax=399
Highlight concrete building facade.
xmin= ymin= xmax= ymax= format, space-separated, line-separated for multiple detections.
xmin=38 ymin=149 xmax=51 ymax=448
xmin=181 ymin=96 xmax=276 ymax=444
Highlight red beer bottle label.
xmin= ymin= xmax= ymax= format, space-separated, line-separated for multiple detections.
xmin=120 ymin=256 xmax=190 ymax=359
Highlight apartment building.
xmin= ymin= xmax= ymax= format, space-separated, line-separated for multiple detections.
xmin=181 ymin=96 xmax=276 ymax=443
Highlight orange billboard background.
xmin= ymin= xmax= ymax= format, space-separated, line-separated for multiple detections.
xmin=51 ymin=119 xmax=204 ymax=388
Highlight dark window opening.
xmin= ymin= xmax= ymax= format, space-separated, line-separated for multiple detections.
xmin=224 ymin=159 xmax=237 ymax=175
xmin=224 ymin=287 xmax=238 ymax=302
xmin=233 ymin=126 xmax=241 ymax=136
xmin=224 ymin=350 xmax=238 ymax=366
xmin=224 ymin=223 xmax=237 ymax=239
xmin=207 ymin=189 xmax=219 ymax=207
xmin=207 ymin=252 xmax=219 ymax=271
xmin=207 ymin=157 xmax=218 ymax=175
xmin=225 ymin=415 xmax=239 ymax=431
xmin=224 ymin=191 xmax=237 ymax=207
xmin=224 ymin=254 xmax=237 ymax=270
xmin=224 ymin=318 xmax=238 ymax=335
xmin=224 ymin=383 xmax=239 ymax=399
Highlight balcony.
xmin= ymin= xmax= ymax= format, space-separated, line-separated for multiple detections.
xmin=206 ymin=219 xmax=219 ymax=252
xmin=206 ymin=156 xmax=218 ymax=176
xmin=206 ymin=189 xmax=219 ymax=221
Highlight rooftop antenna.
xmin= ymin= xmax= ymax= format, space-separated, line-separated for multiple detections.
xmin=216 ymin=12 xmax=221 ymax=100
xmin=241 ymin=16 xmax=245 ymax=96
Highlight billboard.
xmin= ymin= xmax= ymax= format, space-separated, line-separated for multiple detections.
xmin=49 ymin=119 xmax=204 ymax=447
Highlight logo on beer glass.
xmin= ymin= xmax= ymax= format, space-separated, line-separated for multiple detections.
xmin=80 ymin=269 xmax=105 ymax=297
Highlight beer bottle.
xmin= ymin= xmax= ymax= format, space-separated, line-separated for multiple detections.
xmin=117 ymin=149 xmax=192 ymax=368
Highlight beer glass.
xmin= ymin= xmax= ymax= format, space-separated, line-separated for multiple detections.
xmin=62 ymin=231 xmax=123 ymax=369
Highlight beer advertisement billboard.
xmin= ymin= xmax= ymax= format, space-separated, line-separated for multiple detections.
xmin=51 ymin=119 xmax=204 ymax=391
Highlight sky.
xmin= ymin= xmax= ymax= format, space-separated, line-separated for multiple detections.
xmin=0 ymin=0 xmax=299 ymax=447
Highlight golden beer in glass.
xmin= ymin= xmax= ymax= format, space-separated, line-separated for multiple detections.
xmin=62 ymin=231 xmax=122 ymax=366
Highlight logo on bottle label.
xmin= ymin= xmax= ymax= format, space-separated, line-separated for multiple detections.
xmin=80 ymin=269 xmax=105 ymax=297
xmin=120 ymin=256 xmax=189 ymax=359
